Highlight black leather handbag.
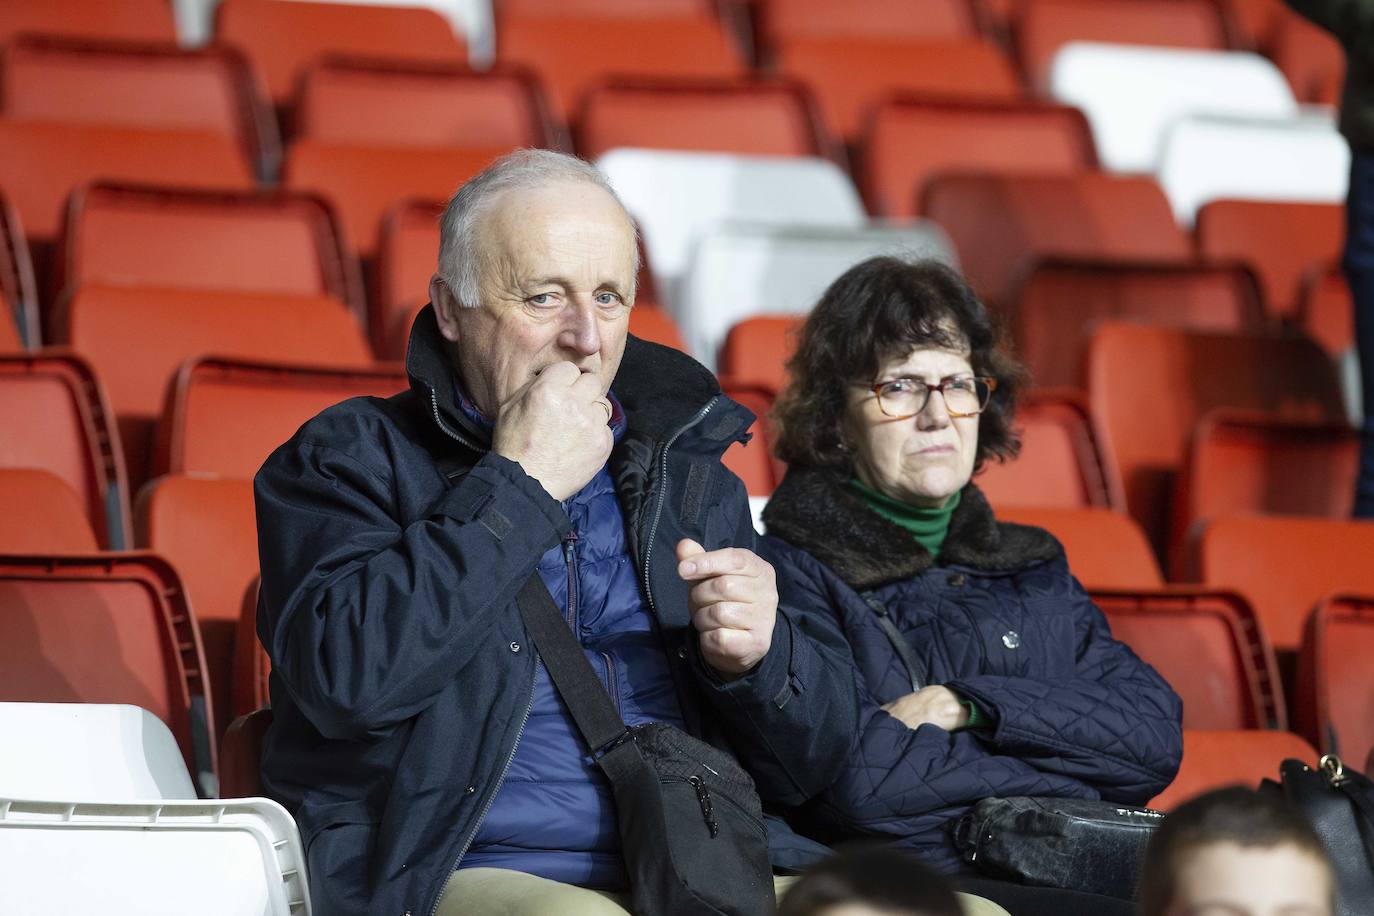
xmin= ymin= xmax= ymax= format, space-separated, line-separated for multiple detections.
xmin=951 ymin=796 xmax=1164 ymax=899
xmin=1266 ymin=755 xmax=1374 ymax=916
xmin=514 ymin=575 xmax=775 ymax=916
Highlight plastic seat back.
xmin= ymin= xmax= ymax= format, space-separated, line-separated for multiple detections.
xmin=720 ymin=387 xmax=783 ymax=497
xmin=1093 ymin=588 xmax=1284 ymax=730
xmin=376 ymin=199 xmax=444 ymax=356
xmin=0 ymin=0 xmax=176 ymax=44
xmin=1013 ymin=260 xmax=1262 ymax=389
xmin=0 ymin=121 xmax=254 ymax=245
xmin=215 ymin=0 xmax=466 ymax=108
xmin=0 ymin=193 xmax=38 ymax=350
xmin=63 ymin=184 xmax=361 ymax=312
xmin=1297 ymin=596 xmax=1374 ymax=764
xmin=977 ymin=390 xmax=1121 ymax=509
xmin=220 ymin=707 xmax=273 ymax=799
xmin=0 ymin=702 xmax=195 ymax=800
xmin=1272 ymin=8 xmax=1344 ymax=105
xmin=1149 ymin=729 xmax=1317 ymax=810
xmin=0 ymin=468 xmax=99 ymax=553
xmin=0 ymin=554 xmax=215 ymax=784
xmin=628 ymin=308 xmax=688 ymax=352
xmin=718 ymin=315 xmax=804 ymax=398
xmin=925 ymin=173 xmax=1190 ymax=307
xmin=1049 ymin=43 xmax=1296 ymax=174
xmin=996 ymin=507 xmax=1162 ymax=589
xmin=576 ymin=78 xmax=829 ymax=160
xmin=1018 ymin=0 xmax=1228 ymax=89
xmin=296 ymin=58 xmax=553 ymax=150
xmin=860 ymin=98 xmax=1095 ymax=219
xmin=0 ymin=36 xmax=279 ymax=180
xmin=159 ymin=356 xmax=407 ymax=478
xmin=0 ymin=352 xmax=130 ymax=548
xmin=498 ymin=14 xmax=743 ymax=120
xmin=598 ymin=149 xmax=866 ymax=313
xmin=1301 ymin=267 xmax=1353 ymax=358
xmin=1195 ymin=199 xmax=1344 ymax=321
xmin=777 ymin=38 xmax=1021 ymax=142
xmin=1158 ymin=114 xmax=1350 ymax=227
xmin=679 ymin=222 xmax=956 ymax=368
xmin=756 ymin=0 xmax=977 ymax=51
xmin=1089 ymin=323 xmax=1345 ymax=557
xmin=1200 ymin=516 xmax=1374 ymax=654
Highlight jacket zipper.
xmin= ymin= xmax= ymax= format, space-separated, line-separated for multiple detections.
xmin=563 ymin=532 xmax=579 ymax=629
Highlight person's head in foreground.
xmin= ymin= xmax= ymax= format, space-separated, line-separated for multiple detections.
xmin=1138 ymin=786 xmax=1335 ymax=916
xmin=773 ymin=256 xmax=1023 ymax=505
xmin=778 ymin=845 xmax=964 ymax=916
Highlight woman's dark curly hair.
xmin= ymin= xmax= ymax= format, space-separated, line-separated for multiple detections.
xmin=772 ymin=257 xmax=1026 ymax=474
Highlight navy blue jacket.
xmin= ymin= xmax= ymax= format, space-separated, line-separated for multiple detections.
xmin=761 ymin=469 xmax=1183 ymax=873
xmin=254 ymin=308 xmax=858 ymax=916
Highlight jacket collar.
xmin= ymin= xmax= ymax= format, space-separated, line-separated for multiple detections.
xmin=761 ymin=467 xmax=1062 ymax=590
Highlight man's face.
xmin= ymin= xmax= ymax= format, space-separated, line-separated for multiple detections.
xmin=1167 ymin=841 xmax=1334 ymax=916
xmin=431 ymin=180 xmax=637 ymax=417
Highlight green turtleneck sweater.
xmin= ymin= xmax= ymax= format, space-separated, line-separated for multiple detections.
xmin=845 ymin=480 xmax=989 ymax=731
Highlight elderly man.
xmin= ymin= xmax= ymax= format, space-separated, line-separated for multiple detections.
xmin=253 ymin=149 xmax=859 ymax=915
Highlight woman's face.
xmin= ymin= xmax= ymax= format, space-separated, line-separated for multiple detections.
xmin=844 ymin=345 xmax=981 ymax=508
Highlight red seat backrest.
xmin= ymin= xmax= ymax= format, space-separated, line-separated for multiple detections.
xmin=0 ymin=0 xmax=176 ymax=44
xmin=1272 ymin=8 xmax=1345 ymax=105
xmin=1149 ymin=729 xmax=1317 ymax=810
xmin=721 ymin=386 xmax=783 ymax=496
xmin=756 ymin=0 xmax=977 ymax=53
xmin=997 ymin=507 xmax=1162 ymax=589
xmin=1297 ymin=595 xmax=1374 ymax=765
xmin=0 ymin=468 xmax=99 ymax=553
xmin=377 ymin=199 xmax=444 ymax=357
xmin=978 ymin=390 xmax=1121 ymax=510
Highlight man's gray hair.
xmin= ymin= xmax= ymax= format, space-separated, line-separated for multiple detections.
xmin=437 ymin=148 xmax=640 ymax=308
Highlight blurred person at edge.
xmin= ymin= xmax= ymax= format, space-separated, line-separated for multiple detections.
xmin=777 ymin=844 xmax=966 ymax=916
xmin=1284 ymin=0 xmax=1374 ymax=516
xmin=252 ymin=149 xmax=863 ymax=916
xmin=1138 ymin=786 xmax=1336 ymax=916
xmin=761 ymin=257 xmax=1184 ymax=916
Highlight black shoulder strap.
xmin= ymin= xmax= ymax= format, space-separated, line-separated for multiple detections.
xmin=860 ymin=591 xmax=925 ymax=693
xmin=515 ymin=575 xmax=629 ymax=754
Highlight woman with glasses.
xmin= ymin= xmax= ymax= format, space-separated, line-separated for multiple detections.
xmin=760 ymin=258 xmax=1183 ymax=915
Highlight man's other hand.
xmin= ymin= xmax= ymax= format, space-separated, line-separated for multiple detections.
xmin=677 ymin=539 xmax=777 ymax=679
xmin=493 ymin=361 xmax=614 ymax=500
xmin=882 ymin=686 xmax=969 ymax=731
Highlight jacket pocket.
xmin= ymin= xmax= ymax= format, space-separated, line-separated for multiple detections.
xmin=299 ymin=800 xmax=379 ymax=915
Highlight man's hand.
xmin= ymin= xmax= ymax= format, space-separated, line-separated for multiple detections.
xmin=882 ymin=686 xmax=969 ymax=731
xmin=492 ymin=362 xmax=614 ymax=500
xmin=677 ymin=539 xmax=777 ymax=678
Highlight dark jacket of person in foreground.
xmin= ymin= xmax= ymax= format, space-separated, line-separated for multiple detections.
xmin=763 ymin=474 xmax=1183 ymax=873
xmin=254 ymin=308 xmax=859 ymax=916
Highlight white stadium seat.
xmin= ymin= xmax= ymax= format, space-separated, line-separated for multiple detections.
xmin=678 ymin=222 xmax=957 ymax=368
xmin=1050 ymin=42 xmax=1298 ymax=173
xmin=598 ymin=148 xmax=867 ymax=313
xmin=1157 ymin=112 xmax=1350 ymax=225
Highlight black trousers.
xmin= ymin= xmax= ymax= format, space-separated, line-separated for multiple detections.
xmin=956 ymin=877 xmax=1136 ymax=916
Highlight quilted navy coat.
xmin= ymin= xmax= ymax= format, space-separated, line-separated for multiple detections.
xmin=762 ymin=469 xmax=1183 ymax=873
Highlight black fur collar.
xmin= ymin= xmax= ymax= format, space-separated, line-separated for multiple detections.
xmin=762 ymin=467 xmax=1062 ymax=589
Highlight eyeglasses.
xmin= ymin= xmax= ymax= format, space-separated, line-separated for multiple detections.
xmin=864 ymin=376 xmax=998 ymax=419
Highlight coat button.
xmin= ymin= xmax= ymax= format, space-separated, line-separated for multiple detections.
xmin=678 ymin=646 xmax=688 ymax=660
xmin=466 ymin=785 xmax=476 ymax=795
xmin=509 ymin=642 xmax=521 ymax=653
xmin=1002 ymin=631 xmax=1021 ymax=649
xmin=946 ymin=572 xmax=966 ymax=587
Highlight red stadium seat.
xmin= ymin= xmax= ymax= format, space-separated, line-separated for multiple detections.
xmin=721 ymin=386 xmax=784 ymax=496
xmin=0 ymin=553 xmax=216 ymax=783
xmin=1272 ymin=8 xmax=1344 ymax=105
xmin=0 ymin=468 xmax=99 ymax=553
xmin=0 ymin=36 xmax=278 ymax=180
xmin=776 ymin=38 xmax=1022 ymax=142
xmin=1194 ymin=199 xmax=1344 ymax=321
xmin=377 ymin=199 xmax=445 ymax=356
xmin=284 ymin=140 xmax=499 ymax=259
xmin=755 ymin=0 xmax=978 ymax=54
xmin=1296 ymin=595 xmax=1374 ymax=765
xmin=220 ymin=706 xmax=272 ymax=798
xmin=233 ymin=578 xmax=271 ymax=724
xmin=58 ymin=285 xmax=374 ymax=487
xmin=0 ymin=351 xmax=130 ymax=548
xmin=1012 ymin=260 xmax=1263 ymax=389
xmin=0 ymin=192 xmax=37 ymax=348
xmin=717 ymin=315 xmax=803 ymax=397
xmin=1093 ymin=588 xmax=1285 ymax=730
xmin=1149 ymin=729 xmax=1317 ymax=810
xmin=0 ymin=295 xmax=20 ymax=352
xmin=860 ymin=98 xmax=1096 ymax=220
xmin=997 ymin=507 xmax=1162 ymax=589
xmin=628 ymin=307 xmax=688 ymax=352
xmin=1087 ymin=324 xmax=1344 ymax=556
xmin=977 ymin=389 xmax=1122 ymax=509
xmin=575 ymin=78 xmax=831 ymax=160
xmin=503 ymin=0 xmax=710 ymax=14
xmin=1017 ymin=0 xmax=1228 ymax=89
xmin=295 ymin=59 xmax=555 ymax=150
xmin=1300 ymin=267 xmax=1352 ymax=358
xmin=497 ymin=14 xmax=744 ymax=120
xmin=158 ymin=356 xmax=406 ymax=479
xmin=0 ymin=0 xmax=176 ymax=44
xmin=214 ymin=0 xmax=466 ymax=109
xmin=61 ymin=184 xmax=362 ymax=316
xmin=137 ymin=475 xmax=257 ymax=738
xmin=1217 ymin=0 xmax=1287 ymax=49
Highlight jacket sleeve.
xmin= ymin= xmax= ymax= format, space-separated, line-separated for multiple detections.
xmin=685 ymin=492 xmax=861 ymax=808
xmin=254 ymin=428 xmax=570 ymax=741
xmin=1283 ymin=0 xmax=1374 ymax=58
xmin=946 ymin=566 xmax=1183 ymax=804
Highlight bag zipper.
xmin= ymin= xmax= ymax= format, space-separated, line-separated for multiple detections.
xmin=688 ymin=775 xmax=719 ymax=837
xmin=563 ymin=531 xmax=579 ymax=629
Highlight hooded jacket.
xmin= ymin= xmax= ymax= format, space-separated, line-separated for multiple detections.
xmin=762 ymin=469 xmax=1183 ymax=873
xmin=254 ymin=308 xmax=858 ymax=915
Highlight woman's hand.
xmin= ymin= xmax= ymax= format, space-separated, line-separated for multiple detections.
xmin=881 ymin=685 xmax=969 ymax=731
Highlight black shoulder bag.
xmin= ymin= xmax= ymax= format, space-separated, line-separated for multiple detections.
xmin=514 ymin=575 xmax=774 ymax=916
